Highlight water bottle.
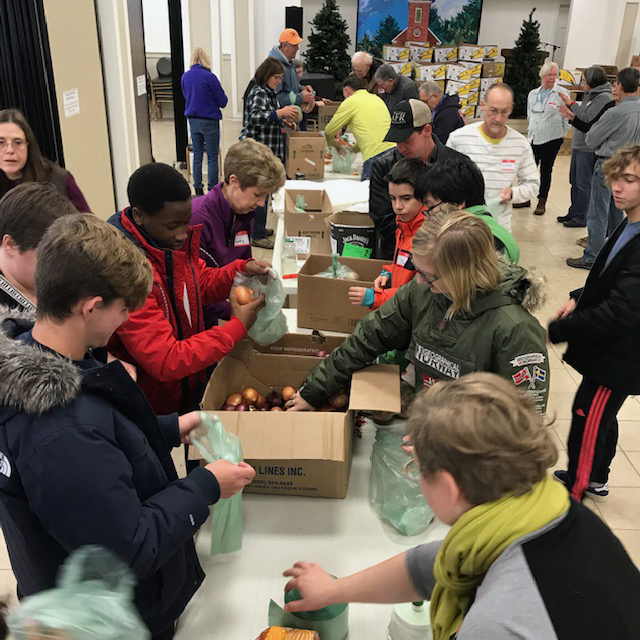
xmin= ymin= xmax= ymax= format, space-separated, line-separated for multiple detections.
xmin=387 ymin=601 xmax=432 ymax=640
xmin=281 ymin=237 xmax=298 ymax=279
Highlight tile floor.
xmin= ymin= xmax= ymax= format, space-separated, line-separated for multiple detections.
xmin=1 ymin=122 xmax=637 ymax=607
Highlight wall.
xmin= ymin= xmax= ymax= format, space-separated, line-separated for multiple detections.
xmin=254 ymin=0 xmax=300 ymax=70
xmin=43 ymin=0 xmax=115 ymax=217
xmin=142 ymin=0 xmax=170 ymax=52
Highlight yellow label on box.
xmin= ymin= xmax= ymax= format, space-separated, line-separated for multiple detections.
xmin=461 ymin=105 xmax=476 ymax=117
xmin=485 ymin=46 xmax=498 ymax=59
xmin=459 ymin=64 xmax=482 ymax=80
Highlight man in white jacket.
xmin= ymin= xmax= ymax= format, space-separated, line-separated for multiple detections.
xmin=447 ymin=84 xmax=540 ymax=231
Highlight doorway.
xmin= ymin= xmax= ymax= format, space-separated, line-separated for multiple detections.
xmin=553 ymin=4 xmax=570 ymax=68
xmin=616 ymin=2 xmax=639 ymax=70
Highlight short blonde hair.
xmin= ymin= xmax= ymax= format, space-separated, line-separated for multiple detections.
xmin=191 ymin=47 xmax=211 ymax=70
xmin=603 ymin=144 xmax=640 ymax=187
xmin=412 ymin=207 xmax=501 ymax=317
xmin=36 ymin=214 xmax=152 ymax=320
xmin=409 ymin=372 xmax=558 ymax=505
xmin=223 ymin=139 xmax=286 ymax=192
xmin=539 ymin=60 xmax=559 ymax=79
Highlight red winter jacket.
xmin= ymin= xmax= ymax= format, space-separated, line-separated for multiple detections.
xmin=108 ymin=209 xmax=248 ymax=414
xmin=373 ymin=207 xmax=426 ymax=309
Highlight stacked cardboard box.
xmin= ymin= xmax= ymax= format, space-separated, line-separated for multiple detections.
xmin=382 ymin=45 xmax=410 ymax=62
xmin=387 ymin=60 xmax=414 ymax=77
xmin=409 ymin=44 xmax=434 ymax=62
xmin=415 ymin=62 xmax=446 ymax=82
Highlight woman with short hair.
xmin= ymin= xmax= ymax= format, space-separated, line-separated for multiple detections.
xmin=527 ymin=60 xmax=571 ymax=215
xmin=287 ymin=209 xmax=549 ymax=415
xmin=282 ymin=372 xmax=640 ymax=639
xmin=181 ymin=47 xmax=228 ymax=195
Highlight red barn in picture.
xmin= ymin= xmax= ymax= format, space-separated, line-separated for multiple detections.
xmin=392 ymin=0 xmax=442 ymax=46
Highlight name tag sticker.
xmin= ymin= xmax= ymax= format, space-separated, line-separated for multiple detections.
xmin=396 ymin=250 xmax=410 ymax=267
xmin=501 ymin=159 xmax=516 ymax=173
xmin=234 ymin=231 xmax=250 ymax=247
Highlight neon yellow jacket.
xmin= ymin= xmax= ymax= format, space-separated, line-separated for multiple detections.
xmin=324 ymin=90 xmax=396 ymax=162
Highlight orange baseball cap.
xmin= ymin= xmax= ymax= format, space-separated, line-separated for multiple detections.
xmin=279 ymin=28 xmax=303 ymax=45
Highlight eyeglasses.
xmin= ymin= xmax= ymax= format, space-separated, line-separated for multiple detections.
xmin=0 ymin=138 xmax=28 ymax=152
xmin=486 ymin=107 xmax=511 ymax=117
xmin=416 ymin=268 xmax=439 ymax=286
xmin=425 ymin=201 xmax=442 ymax=215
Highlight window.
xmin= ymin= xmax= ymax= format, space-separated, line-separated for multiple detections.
xmin=413 ymin=28 xmax=422 ymax=37
xmin=416 ymin=7 xmax=422 ymax=22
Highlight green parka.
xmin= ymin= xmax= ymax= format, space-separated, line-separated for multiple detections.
xmin=300 ymin=263 xmax=549 ymax=414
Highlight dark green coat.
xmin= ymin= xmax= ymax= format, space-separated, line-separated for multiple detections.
xmin=301 ymin=264 xmax=549 ymax=414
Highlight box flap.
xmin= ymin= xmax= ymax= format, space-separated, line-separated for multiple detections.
xmin=349 ymin=364 xmax=401 ymax=412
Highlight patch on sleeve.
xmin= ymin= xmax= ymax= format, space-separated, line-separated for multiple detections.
xmin=510 ymin=353 xmax=545 ymax=367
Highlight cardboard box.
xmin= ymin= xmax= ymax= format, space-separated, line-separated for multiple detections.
xmin=559 ymin=68 xmax=583 ymax=85
xmin=446 ymin=62 xmax=481 ymax=81
xmin=298 ymin=255 xmax=389 ymax=333
xmin=285 ymin=132 xmax=325 ymax=180
xmin=461 ymin=91 xmax=479 ymax=107
xmin=383 ymin=45 xmax=410 ymax=62
xmin=317 ymin=100 xmax=341 ymax=132
xmin=480 ymin=76 xmax=503 ymax=98
xmin=387 ymin=60 xmax=413 ymax=77
xmin=482 ymin=61 xmax=505 ymax=78
xmin=434 ymin=46 xmax=458 ymax=62
xmin=445 ymin=79 xmax=480 ymax=97
xmin=284 ymin=189 xmax=333 ymax=257
xmin=409 ymin=44 xmax=434 ymax=62
xmin=458 ymin=44 xmax=485 ymax=61
xmin=475 ymin=105 xmax=484 ymax=119
xmin=191 ymin=336 xmax=401 ymax=498
xmin=415 ymin=62 xmax=446 ymax=81
xmin=461 ymin=104 xmax=476 ymax=118
xmin=484 ymin=45 xmax=499 ymax=59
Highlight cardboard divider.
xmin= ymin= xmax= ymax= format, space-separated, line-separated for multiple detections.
xmin=297 ymin=255 xmax=388 ymax=334
xmin=190 ymin=336 xmax=401 ymax=498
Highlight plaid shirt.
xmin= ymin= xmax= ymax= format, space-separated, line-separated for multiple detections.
xmin=240 ymin=84 xmax=284 ymax=161
xmin=527 ymin=84 xmax=571 ymax=145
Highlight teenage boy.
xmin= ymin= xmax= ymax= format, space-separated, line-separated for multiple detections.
xmin=549 ymin=144 xmax=640 ymax=501
xmin=0 ymin=182 xmax=76 ymax=312
xmin=0 ymin=214 xmax=255 ymax=640
xmin=422 ymin=158 xmax=520 ymax=263
xmin=190 ymin=139 xmax=285 ymax=326
xmin=348 ymin=158 xmax=426 ymax=309
xmin=109 ymin=162 xmax=268 ymax=415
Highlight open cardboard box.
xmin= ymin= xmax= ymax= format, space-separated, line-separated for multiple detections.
xmin=285 ymin=131 xmax=326 ymax=180
xmin=190 ymin=335 xmax=400 ymax=498
xmin=317 ymin=100 xmax=341 ymax=131
xmin=284 ymin=188 xmax=333 ymax=257
xmin=297 ymin=255 xmax=388 ymax=333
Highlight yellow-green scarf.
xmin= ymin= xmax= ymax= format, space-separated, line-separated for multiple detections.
xmin=430 ymin=476 xmax=569 ymax=640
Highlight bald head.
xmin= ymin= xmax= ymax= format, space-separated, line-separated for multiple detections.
xmin=352 ymin=51 xmax=373 ymax=78
xmin=481 ymin=83 xmax=514 ymax=139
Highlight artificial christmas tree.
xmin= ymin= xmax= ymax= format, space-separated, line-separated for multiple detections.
xmin=304 ymin=0 xmax=351 ymax=86
xmin=504 ymin=8 xmax=544 ymax=117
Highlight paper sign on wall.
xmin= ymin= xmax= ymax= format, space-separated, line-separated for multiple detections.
xmin=136 ymin=75 xmax=146 ymax=96
xmin=63 ymin=89 xmax=80 ymax=118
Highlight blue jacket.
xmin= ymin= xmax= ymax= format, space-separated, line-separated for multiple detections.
xmin=0 ymin=308 xmax=220 ymax=635
xmin=268 ymin=46 xmax=303 ymax=107
xmin=181 ymin=64 xmax=228 ymax=120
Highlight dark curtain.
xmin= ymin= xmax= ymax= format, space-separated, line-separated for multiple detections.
xmin=168 ymin=0 xmax=187 ymax=163
xmin=0 ymin=0 xmax=64 ymax=165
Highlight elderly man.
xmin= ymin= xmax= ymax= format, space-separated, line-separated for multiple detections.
xmin=351 ymin=51 xmax=382 ymax=92
xmin=447 ymin=83 xmax=540 ymax=231
xmin=369 ymin=99 xmax=468 ymax=259
xmin=374 ymin=64 xmax=419 ymax=115
xmin=269 ymin=29 xmax=315 ymax=109
xmin=324 ymin=74 xmax=395 ymax=180
xmin=418 ymin=81 xmax=464 ymax=144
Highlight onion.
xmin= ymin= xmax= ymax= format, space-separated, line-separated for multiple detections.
xmin=270 ymin=406 xmax=283 ymax=412
xmin=234 ymin=285 xmax=254 ymax=305
xmin=255 ymin=393 xmax=266 ymax=409
xmin=314 ymin=349 xmax=329 ymax=358
xmin=242 ymin=387 xmax=259 ymax=405
xmin=226 ymin=392 xmax=243 ymax=406
xmin=328 ymin=392 xmax=348 ymax=410
xmin=221 ymin=404 xmax=237 ymax=411
xmin=281 ymin=386 xmax=296 ymax=402
xmin=235 ymin=402 xmax=250 ymax=411
xmin=266 ymin=390 xmax=283 ymax=408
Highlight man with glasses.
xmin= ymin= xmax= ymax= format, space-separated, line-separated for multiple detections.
xmin=351 ymin=51 xmax=383 ymax=93
xmin=447 ymin=83 xmax=540 ymax=231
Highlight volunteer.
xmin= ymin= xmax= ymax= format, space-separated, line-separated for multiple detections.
xmin=287 ymin=210 xmax=549 ymax=415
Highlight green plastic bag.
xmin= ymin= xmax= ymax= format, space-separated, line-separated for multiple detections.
xmin=192 ymin=413 xmax=244 ymax=555
xmin=7 ymin=546 xmax=150 ymax=639
xmin=369 ymin=426 xmax=434 ymax=536
xmin=332 ymin=147 xmax=356 ymax=174
xmin=232 ymin=268 xmax=288 ymax=346
xmin=316 ymin=254 xmax=360 ymax=281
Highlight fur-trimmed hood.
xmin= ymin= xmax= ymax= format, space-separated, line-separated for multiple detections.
xmin=0 ymin=306 xmax=81 ymax=415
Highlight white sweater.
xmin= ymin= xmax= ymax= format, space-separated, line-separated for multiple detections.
xmin=446 ymin=123 xmax=540 ymax=230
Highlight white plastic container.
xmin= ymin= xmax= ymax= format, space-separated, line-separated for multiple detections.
xmin=387 ymin=601 xmax=432 ymax=640
xmin=281 ymin=237 xmax=298 ymax=278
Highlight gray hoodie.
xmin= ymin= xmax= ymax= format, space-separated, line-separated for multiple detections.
xmin=569 ymin=83 xmax=613 ymax=152
xmin=268 ymin=45 xmax=303 ymax=107
xmin=586 ymin=95 xmax=640 ymax=157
